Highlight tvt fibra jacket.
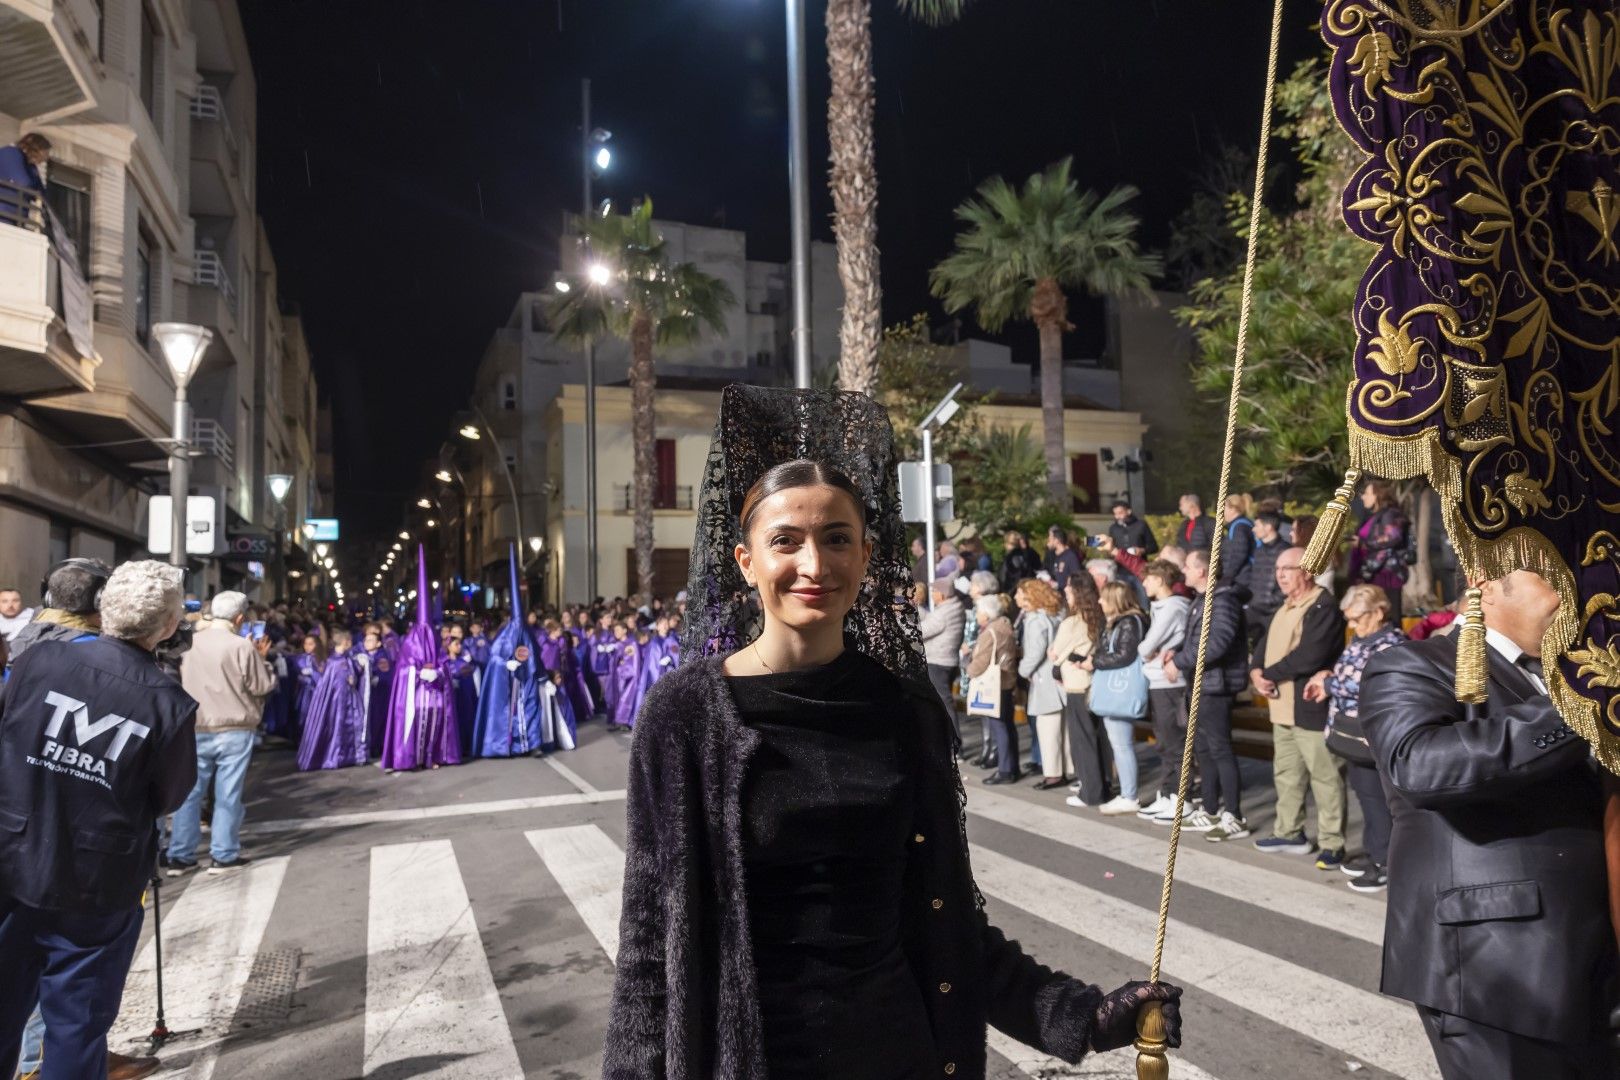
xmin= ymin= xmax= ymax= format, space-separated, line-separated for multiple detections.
xmin=0 ymin=636 xmax=198 ymax=912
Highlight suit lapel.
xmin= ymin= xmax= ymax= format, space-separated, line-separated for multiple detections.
xmin=1486 ymin=646 xmax=1535 ymax=704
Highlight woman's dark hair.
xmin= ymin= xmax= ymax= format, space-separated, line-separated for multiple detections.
xmin=1365 ymin=478 xmax=1398 ymax=510
xmin=1064 ymin=574 xmax=1105 ymax=644
xmin=737 ymin=459 xmax=868 ymax=543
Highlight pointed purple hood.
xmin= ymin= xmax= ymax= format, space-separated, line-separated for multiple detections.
xmin=397 ymin=544 xmax=442 ymax=670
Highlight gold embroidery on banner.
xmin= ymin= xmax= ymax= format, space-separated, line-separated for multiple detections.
xmin=1326 ymin=0 xmax=1620 ymax=772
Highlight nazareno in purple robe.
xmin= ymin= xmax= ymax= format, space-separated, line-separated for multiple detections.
xmin=444 ymin=654 xmax=481 ymax=759
xmin=296 ymin=653 xmax=369 ymax=770
xmin=361 ymin=645 xmax=394 ymax=755
xmin=377 ymin=546 xmax=462 ymax=772
xmin=611 ymin=635 xmax=649 ymax=728
xmin=600 ymin=631 xmax=629 ymax=718
xmin=540 ymin=632 xmax=593 ymax=728
xmin=293 ymin=652 xmax=321 ymax=730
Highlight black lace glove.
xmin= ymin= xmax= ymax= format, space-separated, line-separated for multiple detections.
xmin=1089 ymin=980 xmax=1183 ymax=1052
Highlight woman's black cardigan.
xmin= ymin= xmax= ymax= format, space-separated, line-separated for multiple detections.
xmin=603 ymin=654 xmax=1103 ymax=1079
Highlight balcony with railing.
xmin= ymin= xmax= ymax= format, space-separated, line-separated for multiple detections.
xmin=612 ymin=483 xmax=694 ymax=513
xmin=189 ymin=84 xmax=245 ymax=216
xmin=191 ymin=417 xmax=235 ymax=470
xmin=0 ymin=0 xmax=98 ymax=122
xmin=0 ymin=179 xmax=96 ymax=397
xmin=187 ymin=248 xmax=241 ymax=345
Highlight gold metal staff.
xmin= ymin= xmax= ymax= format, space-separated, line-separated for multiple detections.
xmin=1135 ymin=0 xmax=1284 ymax=1073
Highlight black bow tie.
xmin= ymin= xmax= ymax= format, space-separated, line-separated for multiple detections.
xmin=1517 ymin=655 xmax=1544 ymax=682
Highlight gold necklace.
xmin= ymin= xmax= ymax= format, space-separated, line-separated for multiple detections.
xmin=752 ymin=640 xmax=776 ymax=674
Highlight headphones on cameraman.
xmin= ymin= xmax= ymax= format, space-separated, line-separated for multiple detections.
xmin=41 ymin=557 xmax=113 ymax=613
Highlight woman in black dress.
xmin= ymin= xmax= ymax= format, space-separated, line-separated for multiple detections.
xmin=602 ymin=386 xmax=1182 ymax=1079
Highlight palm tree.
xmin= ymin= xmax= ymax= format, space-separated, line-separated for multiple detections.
xmin=546 ymin=200 xmax=735 ymax=600
xmin=931 ymin=159 xmax=1160 ymax=506
xmin=826 ymin=0 xmax=969 ymax=395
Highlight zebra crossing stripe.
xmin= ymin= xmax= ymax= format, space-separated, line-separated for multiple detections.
xmin=526 ymin=826 xmax=623 ymax=960
xmin=245 ymin=789 xmax=626 ymax=835
xmin=112 ymin=857 xmax=290 ymax=1079
xmin=966 ymin=786 xmax=1387 ymax=946
xmin=364 ymin=840 xmax=524 ymax=1078
xmin=986 ymin=1029 xmax=1222 ymax=1080
xmin=969 ymin=844 xmax=1439 ymax=1080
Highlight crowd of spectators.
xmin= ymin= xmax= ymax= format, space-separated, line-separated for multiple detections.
xmin=912 ymin=485 xmax=1418 ymax=887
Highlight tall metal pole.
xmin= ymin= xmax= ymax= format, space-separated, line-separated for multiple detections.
xmin=922 ymin=426 xmax=936 ymax=612
xmin=472 ymin=404 xmax=523 ymax=553
xmin=582 ymin=77 xmax=600 ymax=604
xmin=169 ymin=389 xmax=191 ymax=571
xmin=785 ymin=0 xmax=814 ymax=389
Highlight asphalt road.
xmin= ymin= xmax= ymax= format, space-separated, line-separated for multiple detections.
xmin=109 ymin=717 xmax=1439 ymax=1080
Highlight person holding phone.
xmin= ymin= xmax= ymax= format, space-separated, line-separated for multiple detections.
xmin=167 ymin=592 xmax=276 ymax=875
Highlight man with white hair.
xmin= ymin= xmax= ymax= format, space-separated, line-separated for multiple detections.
xmin=0 ymin=560 xmax=197 ymax=1079
xmin=165 ymin=591 xmax=275 ymax=876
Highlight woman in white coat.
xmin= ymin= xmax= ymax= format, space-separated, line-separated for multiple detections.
xmin=1014 ymin=578 xmax=1067 ymax=790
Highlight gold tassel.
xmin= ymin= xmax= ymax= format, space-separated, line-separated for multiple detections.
xmin=1455 ymin=586 xmax=1488 ymax=704
xmin=1301 ymin=468 xmax=1362 ymax=576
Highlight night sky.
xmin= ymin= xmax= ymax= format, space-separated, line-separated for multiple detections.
xmin=239 ymin=0 xmax=1321 ymax=554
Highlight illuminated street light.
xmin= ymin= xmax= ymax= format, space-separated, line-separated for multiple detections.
xmin=587 ymin=263 xmax=612 ymax=287
xmin=594 ymin=145 xmax=612 ymax=171
xmin=391 ymin=542 xmax=402 ymax=552
xmin=398 ymin=530 xmax=409 ymax=540
xmin=553 ymin=280 xmax=571 ymax=294
xmin=416 ymin=498 xmax=431 ymax=509
xmin=434 ymin=469 xmax=453 ymax=483
xmin=315 ymin=543 xmax=330 ymax=560
xmin=426 ymin=519 xmax=437 ymax=527
xmin=458 ymin=425 xmax=481 ymax=441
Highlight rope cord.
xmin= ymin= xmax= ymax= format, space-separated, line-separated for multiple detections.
xmin=1149 ymin=0 xmax=1285 ymax=985
xmin=1361 ymin=0 xmax=1515 ymax=38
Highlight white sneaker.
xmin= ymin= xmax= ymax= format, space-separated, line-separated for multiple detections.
xmin=1099 ymin=795 xmax=1141 ymax=816
xmin=1137 ymin=794 xmax=1171 ymax=819
xmin=1183 ymin=808 xmax=1217 ymax=832
xmin=1064 ymin=795 xmax=1095 ymax=809
xmin=1153 ymin=797 xmax=1192 ymax=825
xmin=1204 ymin=811 xmax=1252 ymax=842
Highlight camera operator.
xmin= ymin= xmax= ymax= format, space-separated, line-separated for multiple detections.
xmin=0 ymin=561 xmax=198 ymax=1080
xmin=6 ymin=558 xmax=111 ymax=668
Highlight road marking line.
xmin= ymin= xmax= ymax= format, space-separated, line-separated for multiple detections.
xmin=527 ymin=825 xmax=623 ymax=960
xmin=970 ymin=844 xmax=1437 ymax=1080
xmin=966 ymin=786 xmax=1387 ymax=946
xmin=112 ymin=857 xmax=289 ymax=1079
xmin=364 ymin=840 xmax=523 ymax=1078
xmin=243 ymin=788 xmax=626 ymax=835
xmin=543 ymin=756 xmax=598 ymax=795
xmin=987 ymin=1029 xmax=1222 ymax=1080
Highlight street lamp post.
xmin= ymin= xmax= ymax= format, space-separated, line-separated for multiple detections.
xmin=152 ymin=323 xmax=213 ymax=573
xmin=785 ymin=0 xmax=813 ymax=389
xmin=267 ymin=472 xmax=293 ymax=602
xmin=461 ymin=406 xmax=523 ymax=562
xmin=918 ymin=384 xmax=964 ymax=612
xmin=581 ymin=77 xmax=610 ymax=604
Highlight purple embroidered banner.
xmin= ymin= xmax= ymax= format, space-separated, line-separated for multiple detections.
xmin=1324 ymin=0 xmax=1620 ymax=764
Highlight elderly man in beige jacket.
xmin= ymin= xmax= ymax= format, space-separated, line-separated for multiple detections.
xmin=165 ymin=591 xmax=275 ymax=875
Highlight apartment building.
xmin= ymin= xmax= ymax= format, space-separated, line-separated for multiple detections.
xmin=440 ymin=219 xmax=841 ymax=591
xmin=0 ymin=0 xmax=326 ymax=601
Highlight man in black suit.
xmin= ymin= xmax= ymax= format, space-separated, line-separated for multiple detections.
xmin=1360 ymin=569 xmax=1619 ymax=1078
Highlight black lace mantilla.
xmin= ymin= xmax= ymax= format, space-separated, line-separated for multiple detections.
xmin=680 ymin=384 xmax=926 ymax=683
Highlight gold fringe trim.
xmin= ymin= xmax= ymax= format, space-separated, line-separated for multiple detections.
xmin=1455 ymin=588 xmax=1488 ymax=704
xmin=1301 ymin=468 xmax=1362 ymax=576
xmin=1345 ymin=421 xmax=1613 ymax=774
